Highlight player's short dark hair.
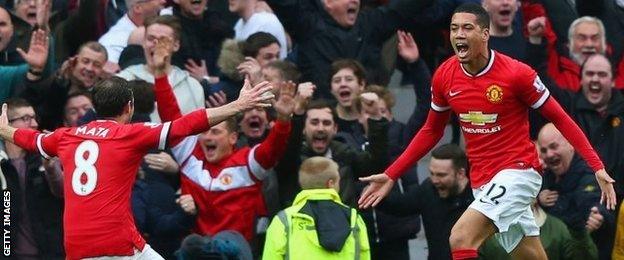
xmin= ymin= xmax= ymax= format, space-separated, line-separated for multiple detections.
xmin=431 ymin=144 xmax=468 ymax=172
xmin=242 ymin=32 xmax=280 ymax=58
xmin=265 ymin=60 xmax=301 ymax=83
xmin=305 ymin=99 xmax=338 ymax=122
xmin=453 ymin=3 xmax=490 ymax=30
xmin=92 ymin=77 xmax=134 ymax=118
xmin=127 ymin=80 xmax=155 ymax=115
xmin=144 ymin=15 xmax=182 ymax=41
xmin=330 ymin=59 xmax=367 ymax=85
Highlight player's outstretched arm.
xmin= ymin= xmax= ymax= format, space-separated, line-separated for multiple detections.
xmin=359 ymin=109 xmax=451 ymax=209
xmin=203 ymin=78 xmax=274 ymax=127
xmin=538 ymin=97 xmax=617 ymax=210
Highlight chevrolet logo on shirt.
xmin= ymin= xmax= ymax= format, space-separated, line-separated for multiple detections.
xmin=459 ymin=111 xmax=498 ymax=126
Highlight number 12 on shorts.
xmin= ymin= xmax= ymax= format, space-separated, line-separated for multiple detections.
xmin=479 ymin=183 xmax=506 ymax=205
xmin=72 ymin=140 xmax=99 ymax=196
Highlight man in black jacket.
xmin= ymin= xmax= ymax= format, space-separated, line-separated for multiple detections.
xmin=536 ymin=123 xmax=615 ymax=260
xmin=265 ymin=0 xmax=434 ymax=99
xmin=19 ymin=41 xmax=108 ymax=130
xmin=170 ymin=0 xmax=233 ymax=82
xmin=1 ymin=98 xmax=64 ymax=259
xmin=275 ymin=99 xmax=388 ymax=208
xmin=378 ymin=144 xmax=473 ymax=260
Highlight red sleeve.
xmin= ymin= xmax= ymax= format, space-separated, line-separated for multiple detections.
xmin=14 ymin=128 xmax=60 ymax=158
xmin=615 ymin=56 xmax=624 ymax=89
xmin=126 ymin=109 xmax=209 ymax=151
xmin=430 ymin=67 xmax=450 ymax=112
xmin=247 ymin=120 xmax=292 ymax=180
xmin=514 ymin=64 xmax=551 ymax=109
xmin=167 ymin=109 xmax=210 ymax=147
xmin=154 ymin=76 xmax=183 ymax=121
xmin=538 ymin=97 xmax=605 ymax=172
xmin=385 ymin=110 xmax=451 ymax=180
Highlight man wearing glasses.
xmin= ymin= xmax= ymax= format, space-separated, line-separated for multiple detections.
xmin=0 ymin=98 xmax=64 ymax=259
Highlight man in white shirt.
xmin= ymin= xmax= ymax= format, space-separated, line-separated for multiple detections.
xmin=229 ymin=0 xmax=288 ymax=59
xmin=99 ymin=0 xmax=165 ymax=64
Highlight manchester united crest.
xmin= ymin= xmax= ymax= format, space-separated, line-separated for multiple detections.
xmin=486 ymin=85 xmax=503 ymax=104
xmin=219 ymin=174 xmax=233 ymax=185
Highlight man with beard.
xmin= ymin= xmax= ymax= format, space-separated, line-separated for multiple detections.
xmin=274 ymin=99 xmax=388 ymax=208
xmin=531 ymin=16 xmax=624 ymax=91
xmin=359 ymin=4 xmax=616 ymax=260
xmin=536 ymin=123 xmax=614 ymax=259
xmin=540 ymin=54 xmax=624 ymax=205
xmin=377 ymin=144 xmax=473 ymax=260
xmin=19 ymin=41 xmax=108 ymax=130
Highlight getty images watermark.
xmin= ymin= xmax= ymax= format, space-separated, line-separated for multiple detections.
xmin=3 ymin=190 xmax=10 ymax=256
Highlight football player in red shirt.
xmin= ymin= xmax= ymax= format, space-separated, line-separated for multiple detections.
xmin=0 ymin=37 xmax=274 ymax=259
xmin=358 ymin=3 xmax=616 ymax=260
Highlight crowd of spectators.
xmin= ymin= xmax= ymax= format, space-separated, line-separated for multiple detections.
xmin=0 ymin=0 xmax=623 ymax=259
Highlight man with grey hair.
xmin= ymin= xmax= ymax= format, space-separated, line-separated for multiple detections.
xmin=531 ymin=16 xmax=619 ymax=91
xmin=99 ymin=0 xmax=165 ymax=65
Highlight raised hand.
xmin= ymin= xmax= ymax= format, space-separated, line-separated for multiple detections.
xmin=144 ymin=152 xmax=179 ymax=174
xmin=585 ymin=206 xmax=604 ymax=233
xmin=360 ymin=92 xmax=382 ymax=120
xmin=237 ymin=57 xmax=263 ymax=85
xmin=150 ymin=36 xmax=174 ymax=76
xmin=397 ymin=30 xmax=419 ymax=63
xmin=294 ymin=82 xmax=315 ymax=115
xmin=234 ymin=78 xmax=274 ymax=111
xmin=595 ymin=169 xmax=616 ymax=210
xmin=205 ymin=91 xmax=228 ymax=108
xmin=17 ymin=29 xmax=49 ymax=72
xmin=537 ymin=189 xmax=559 ymax=207
xmin=185 ymin=59 xmax=209 ymax=82
xmin=527 ymin=16 xmax=546 ymax=44
xmin=358 ymin=173 xmax=395 ymax=208
xmin=273 ymin=81 xmax=296 ymax=120
xmin=36 ymin=0 xmax=51 ymax=31
xmin=176 ymin=194 xmax=197 ymax=215
xmin=0 ymin=104 xmax=8 ymax=129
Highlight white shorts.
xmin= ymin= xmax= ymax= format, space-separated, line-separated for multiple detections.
xmin=82 ymin=244 xmax=164 ymax=260
xmin=469 ymin=168 xmax=542 ymax=253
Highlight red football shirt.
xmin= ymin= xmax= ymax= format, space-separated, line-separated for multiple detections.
xmin=14 ymin=109 xmax=209 ymax=259
xmin=431 ymin=50 xmax=549 ymax=188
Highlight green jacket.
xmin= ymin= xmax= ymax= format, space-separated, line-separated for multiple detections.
xmin=478 ymin=213 xmax=598 ymax=260
xmin=263 ymin=189 xmax=370 ymax=260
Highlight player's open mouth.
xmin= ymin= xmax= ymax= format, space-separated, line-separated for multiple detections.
xmin=499 ymin=10 xmax=511 ymax=16
xmin=456 ymin=43 xmax=469 ymax=57
xmin=27 ymin=11 xmax=36 ymax=20
xmin=191 ymin=0 xmax=202 ymax=5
